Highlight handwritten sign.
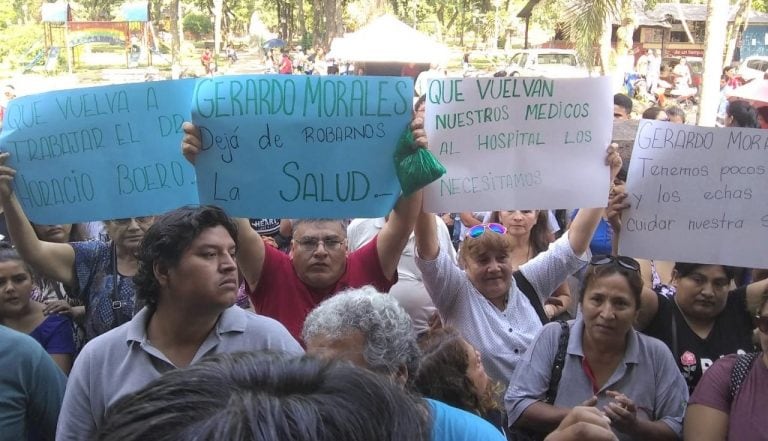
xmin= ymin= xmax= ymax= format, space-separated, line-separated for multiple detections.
xmin=0 ymin=80 xmax=199 ymax=224
xmin=191 ymin=75 xmax=412 ymax=218
xmin=422 ymin=76 xmax=613 ymax=212
xmin=619 ymin=121 xmax=768 ymax=268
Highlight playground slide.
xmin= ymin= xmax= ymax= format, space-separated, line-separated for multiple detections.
xmin=45 ymin=47 xmax=60 ymax=72
xmin=148 ymin=22 xmax=160 ymax=53
xmin=23 ymin=49 xmax=45 ymax=73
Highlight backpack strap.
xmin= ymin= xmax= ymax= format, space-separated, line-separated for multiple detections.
xmin=513 ymin=270 xmax=548 ymax=325
xmin=544 ymin=320 xmax=570 ymax=404
xmin=728 ymin=352 xmax=760 ymax=403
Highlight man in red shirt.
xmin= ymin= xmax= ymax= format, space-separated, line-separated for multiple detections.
xmin=181 ymin=111 xmax=427 ymax=340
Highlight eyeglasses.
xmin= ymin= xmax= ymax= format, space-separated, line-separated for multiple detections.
xmin=756 ymin=316 xmax=768 ymax=333
xmin=294 ymin=237 xmax=345 ymax=252
xmin=466 ymin=223 xmax=507 ymax=239
xmin=589 ymin=255 xmax=640 ymax=272
xmin=111 ymin=216 xmax=154 ymax=226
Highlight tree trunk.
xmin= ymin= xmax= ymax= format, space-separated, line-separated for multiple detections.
xmin=312 ymin=0 xmax=324 ymax=48
xmin=599 ymin=13 xmax=612 ymax=76
xmin=297 ymin=0 xmax=306 ymax=46
xmin=213 ymin=0 xmax=223 ymax=55
xmin=724 ymin=0 xmax=749 ymax=67
xmin=323 ymin=0 xmax=342 ymax=48
xmin=698 ymin=0 xmax=729 ymax=127
xmin=614 ymin=0 xmax=637 ymax=87
xmin=170 ymin=0 xmax=183 ymax=77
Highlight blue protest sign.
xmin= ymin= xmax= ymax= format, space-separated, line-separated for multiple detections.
xmin=191 ymin=75 xmax=412 ymax=218
xmin=0 ymin=80 xmax=199 ymax=224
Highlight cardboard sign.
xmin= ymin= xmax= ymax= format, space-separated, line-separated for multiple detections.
xmin=619 ymin=120 xmax=768 ymax=268
xmin=0 ymin=80 xmax=199 ymax=224
xmin=191 ymin=75 xmax=412 ymax=218
xmin=0 ymin=75 xmax=414 ymax=223
xmin=422 ymin=76 xmax=613 ymax=212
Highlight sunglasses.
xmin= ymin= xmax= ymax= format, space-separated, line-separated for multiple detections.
xmin=589 ymin=255 xmax=640 ymax=272
xmin=466 ymin=223 xmax=507 ymax=239
xmin=756 ymin=316 xmax=768 ymax=333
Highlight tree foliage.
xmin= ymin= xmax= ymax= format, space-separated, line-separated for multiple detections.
xmin=183 ymin=12 xmax=212 ymax=37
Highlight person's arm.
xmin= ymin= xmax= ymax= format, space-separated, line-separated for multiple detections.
xmin=181 ymin=123 xmax=266 ymax=288
xmin=745 ymin=278 xmax=768 ymax=315
xmin=604 ymin=187 xmax=662 ymax=330
xmin=635 ymin=286 xmax=660 ymax=331
xmin=414 ymin=210 xmax=439 ymax=261
xmin=459 ymin=211 xmax=483 ymax=228
xmin=506 ymin=323 xmax=570 ymax=432
xmin=683 ymin=406 xmax=728 ymax=441
xmin=377 ymin=191 xmax=422 ymax=281
xmin=434 ymin=214 xmax=457 ymax=262
xmin=376 ymin=108 xmax=429 ymax=279
xmin=0 ymin=153 xmax=76 ymax=286
xmin=545 ymin=282 xmax=571 ymax=319
xmin=567 ymin=145 xmax=623 ymax=256
xmin=516 ymin=402 xmax=573 ymax=433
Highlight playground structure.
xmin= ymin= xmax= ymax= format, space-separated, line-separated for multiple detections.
xmin=31 ymin=1 xmax=161 ymax=73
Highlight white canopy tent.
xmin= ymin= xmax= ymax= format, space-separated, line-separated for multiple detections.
xmin=328 ymin=15 xmax=450 ymax=64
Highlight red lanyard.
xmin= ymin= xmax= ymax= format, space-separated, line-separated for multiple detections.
xmin=581 ymin=357 xmax=600 ymax=395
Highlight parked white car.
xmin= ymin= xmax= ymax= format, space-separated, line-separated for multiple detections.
xmin=506 ymin=49 xmax=589 ymax=78
xmin=738 ymin=55 xmax=768 ymax=82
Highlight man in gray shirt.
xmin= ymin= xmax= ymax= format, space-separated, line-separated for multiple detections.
xmin=56 ymin=206 xmax=302 ymax=441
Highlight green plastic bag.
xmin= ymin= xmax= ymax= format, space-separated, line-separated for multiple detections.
xmin=393 ymin=129 xmax=446 ymax=196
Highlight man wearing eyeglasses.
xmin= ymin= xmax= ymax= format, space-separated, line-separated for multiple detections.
xmin=181 ymin=114 xmax=427 ymax=341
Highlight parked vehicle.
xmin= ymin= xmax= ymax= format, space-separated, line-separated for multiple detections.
xmin=738 ymin=55 xmax=768 ymax=82
xmin=506 ymin=49 xmax=589 ymax=78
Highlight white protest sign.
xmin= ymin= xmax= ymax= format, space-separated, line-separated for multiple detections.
xmin=422 ymin=76 xmax=613 ymax=213
xmin=619 ymin=121 xmax=768 ymax=268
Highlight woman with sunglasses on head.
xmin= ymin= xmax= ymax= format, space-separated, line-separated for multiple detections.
xmin=0 ymin=153 xmax=153 ymax=341
xmin=683 ymin=293 xmax=768 ymax=441
xmin=414 ymin=145 xmax=622 ymax=385
xmin=505 ymin=255 xmax=688 ymax=441
xmin=489 ymin=209 xmax=571 ymax=320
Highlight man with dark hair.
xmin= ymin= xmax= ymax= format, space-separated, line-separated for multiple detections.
xmin=181 ymin=111 xmax=427 ymax=341
xmin=96 ymin=352 xmax=430 ymax=441
xmin=613 ymin=93 xmax=632 ymax=120
xmin=56 ymin=205 xmax=302 ymax=441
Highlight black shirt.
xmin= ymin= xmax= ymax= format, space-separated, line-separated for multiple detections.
xmin=642 ymin=288 xmax=756 ymax=393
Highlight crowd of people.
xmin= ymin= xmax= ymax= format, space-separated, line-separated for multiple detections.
xmin=0 ymin=71 xmax=766 ymax=441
